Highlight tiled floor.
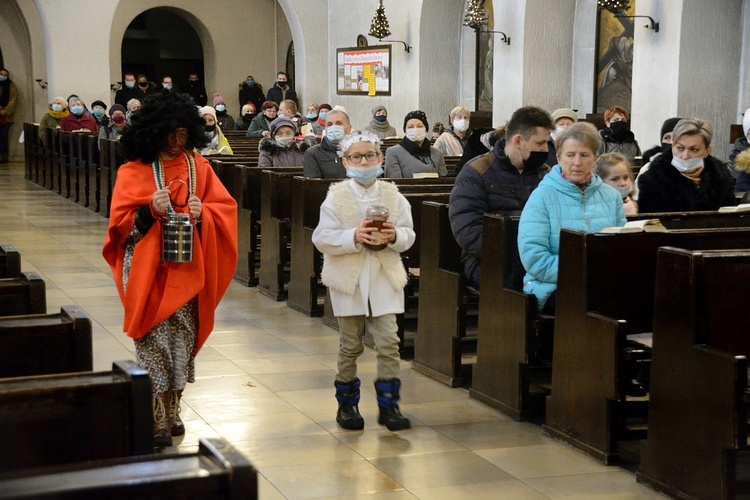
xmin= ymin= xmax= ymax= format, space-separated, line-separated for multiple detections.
xmin=0 ymin=161 xmax=665 ymax=499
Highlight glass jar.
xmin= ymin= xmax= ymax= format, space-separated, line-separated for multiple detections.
xmin=364 ymin=205 xmax=389 ymax=251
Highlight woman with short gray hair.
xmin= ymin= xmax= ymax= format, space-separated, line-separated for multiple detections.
xmin=638 ymin=118 xmax=735 ymax=213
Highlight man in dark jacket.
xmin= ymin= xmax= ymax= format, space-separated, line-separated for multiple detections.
xmin=184 ymin=72 xmax=207 ymax=106
xmin=266 ymin=72 xmax=298 ymax=106
xmin=114 ymin=72 xmax=139 ymax=107
xmin=449 ymin=106 xmax=553 ymax=289
xmin=303 ymin=109 xmax=352 ymax=178
xmin=239 ymin=75 xmax=265 ymax=112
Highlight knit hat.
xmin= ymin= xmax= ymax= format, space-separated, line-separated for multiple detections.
xmin=91 ymin=100 xmax=107 ymax=110
xmin=270 ymin=116 xmax=297 ymax=137
xmin=743 ymin=108 xmax=750 ymax=138
xmin=318 ymin=103 xmax=332 ymax=112
xmin=550 ymin=108 xmax=577 ymax=125
xmin=403 ymin=110 xmax=428 ymax=132
xmin=109 ymin=104 xmax=126 ymax=116
xmin=332 ymin=105 xmax=348 ymax=115
xmin=372 ymin=105 xmax=387 ymax=116
xmin=53 ymin=96 xmax=67 ymax=109
xmin=199 ymin=106 xmax=217 ymax=121
xmin=660 ymin=117 xmax=681 ymax=141
xmin=241 ymin=103 xmax=256 ymax=116
xmin=212 ymin=93 xmax=225 ymax=107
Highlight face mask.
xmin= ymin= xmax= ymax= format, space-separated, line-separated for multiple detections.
xmin=0 ymin=76 xmax=7 ymax=82
xmin=671 ymin=155 xmax=704 ymax=173
xmin=319 ymin=112 xmax=327 ymax=121
xmin=124 ymin=81 xmax=135 ymax=89
xmin=205 ymin=124 xmax=216 ymax=132
xmin=374 ymin=115 xmax=387 ymax=123
xmin=346 ymin=164 xmax=384 ymax=185
xmin=138 ymin=81 xmax=148 ymax=88
xmin=609 ymin=121 xmax=628 ymax=136
xmin=307 ymin=113 xmax=318 ymax=120
xmin=215 ymin=105 xmax=226 ymax=113
xmin=246 ymin=81 xmax=255 ymax=87
xmin=163 ymin=83 xmax=172 ymax=90
xmin=406 ymin=127 xmax=427 ymax=143
xmin=326 ymin=125 xmax=346 ymax=144
xmin=70 ymin=105 xmax=84 ymax=116
xmin=276 ymin=136 xmax=294 ymax=147
xmin=92 ymin=108 xmax=105 ymax=118
xmin=523 ymin=151 xmax=548 ymax=170
xmin=277 ymin=81 xmax=287 ymax=88
xmin=188 ymin=80 xmax=198 ymax=86
xmin=111 ymin=115 xmax=126 ymax=125
xmin=614 ymin=183 xmax=633 ymax=198
xmin=51 ymin=104 xmax=63 ymax=112
xmin=453 ymin=119 xmax=469 ymax=133
xmin=244 ymin=113 xmax=255 ymax=120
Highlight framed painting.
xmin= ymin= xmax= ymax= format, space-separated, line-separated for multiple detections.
xmin=336 ymin=45 xmax=392 ymax=96
xmin=594 ymin=2 xmax=636 ymax=113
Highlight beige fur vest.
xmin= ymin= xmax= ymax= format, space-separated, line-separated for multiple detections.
xmin=320 ymin=181 xmax=408 ymax=295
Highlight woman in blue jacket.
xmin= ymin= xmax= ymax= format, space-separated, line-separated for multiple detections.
xmin=518 ymin=122 xmax=626 ymax=314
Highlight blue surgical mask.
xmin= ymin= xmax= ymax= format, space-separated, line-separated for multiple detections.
xmin=0 ymin=76 xmax=7 ymax=82
xmin=215 ymin=105 xmax=226 ymax=113
xmin=326 ymin=125 xmax=346 ymax=144
xmin=51 ymin=104 xmax=63 ymax=112
xmin=124 ymin=81 xmax=135 ymax=89
xmin=346 ymin=164 xmax=383 ymax=185
xmin=276 ymin=136 xmax=294 ymax=147
xmin=307 ymin=113 xmax=318 ymax=120
xmin=319 ymin=111 xmax=327 ymax=121
xmin=92 ymin=108 xmax=105 ymax=118
xmin=162 ymin=83 xmax=172 ymax=90
xmin=246 ymin=80 xmax=255 ymax=87
xmin=70 ymin=105 xmax=84 ymax=116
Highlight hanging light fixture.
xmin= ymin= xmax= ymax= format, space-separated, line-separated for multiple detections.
xmin=463 ymin=0 xmax=489 ymax=31
xmin=461 ymin=0 xmax=510 ymax=45
xmin=597 ymin=0 xmax=631 ymax=14
xmin=369 ymin=0 xmax=392 ymax=40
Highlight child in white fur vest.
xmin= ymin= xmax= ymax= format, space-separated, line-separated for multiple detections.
xmin=312 ymin=132 xmax=415 ymax=431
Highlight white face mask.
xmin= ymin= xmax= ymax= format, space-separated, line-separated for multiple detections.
xmin=406 ymin=127 xmax=427 ymax=143
xmin=614 ymin=183 xmax=633 ymax=198
xmin=453 ymin=119 xmax=469 ymax=133
xmin=671 ymin=155 xmax=704 ymax=173
xmin=276 ymin=136 xmax=294 ymax=147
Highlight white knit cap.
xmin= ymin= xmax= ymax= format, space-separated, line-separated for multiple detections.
xmin=338 ymin=131 xmax=382 ymax=158
xmin=743 ymin=108 xmax=750 ymax=138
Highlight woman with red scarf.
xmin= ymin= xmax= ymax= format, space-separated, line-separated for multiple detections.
xmin=103 ymin=91 xmax=237 ymax=448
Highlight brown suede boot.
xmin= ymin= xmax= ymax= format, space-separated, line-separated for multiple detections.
xmin=153 ymin=393 xmax=172 ymax=448
xmin=169 ymin=389 xmax=185 ymax=436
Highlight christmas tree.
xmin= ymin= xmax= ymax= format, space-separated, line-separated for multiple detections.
xmin=369 ymin=0 xmax=392 ymax=40
xmin=597 ymin=0 xmax=631 ymax=14
xmin=463 ymin=0 xmax=488 ymax=31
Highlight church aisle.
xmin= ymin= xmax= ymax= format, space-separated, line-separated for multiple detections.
xmin=0 ymin=161 xmax=665 ymax=499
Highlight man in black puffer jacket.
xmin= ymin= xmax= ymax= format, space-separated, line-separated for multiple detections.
xmin=449 ymin=106 xmax=553 ymax=289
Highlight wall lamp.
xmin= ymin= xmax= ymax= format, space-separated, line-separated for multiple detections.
xmin=368 ymin=0 xmax=413 ymax=53
xmin=479 ymin=30 xmax=511 ymax=45
xmin=614 ymin=15 xmax=659 ymax=32
xmin=35 ymin=79 xmax=47 ymax=89
xmin=462 ymin=1 xmax=510 ymax=45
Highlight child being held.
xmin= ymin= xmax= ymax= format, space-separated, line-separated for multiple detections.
xmin=595 ymin=152 xmax=638 ymax=215
xmin=312 ymin=132 xmax=415 ymax=431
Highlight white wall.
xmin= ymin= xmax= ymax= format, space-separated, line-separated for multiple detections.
xmin=571 ymin=0 xmax=598 ymax=117
xmin=491 ymin=0 xmax=526 ymax=123
xmin=739 ymin=0 xmax=750 ymax=118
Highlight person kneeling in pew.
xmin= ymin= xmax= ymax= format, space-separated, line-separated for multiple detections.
xmin=312 ymin=132 xmax=415 ymax=432
xmin=518 ymin=122 xmax=626 ymax=315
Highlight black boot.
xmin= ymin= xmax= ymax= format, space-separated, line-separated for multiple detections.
xmin=375 ymin=379 xmax=410 ymax=431
xmin=334 ymin=378 xmax=364 ymax=430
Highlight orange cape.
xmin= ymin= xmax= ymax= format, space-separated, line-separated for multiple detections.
xmin=102 ymin=152 xmax=238 ymax=353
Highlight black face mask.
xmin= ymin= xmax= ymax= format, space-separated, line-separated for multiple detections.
xmin=277 ymin=81 xmax=287 ymax=88
xmin=188 ymin=80 xmax=199 ymax=87
xmin=205 ymin=124 xmax=216 ymax=132
xmin=138 ymin=81 xmax=148 ymax=88
xmin=523 ymin=151 xmax=548 ymax=171
xmin=609 ymin=120 xmax=628 ymax=140
xmin=244 ymin=113 xmax=255 ymax=121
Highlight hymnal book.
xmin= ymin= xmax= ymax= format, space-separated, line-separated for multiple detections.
xmin=600 ymin=219 xmax=667 ymax=234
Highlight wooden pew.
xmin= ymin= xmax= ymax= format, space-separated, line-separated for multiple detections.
xmin=412 ymin=202 xmax=478 ymax=387
xmin=0 ymin=244 xmax=21 ymax=279
xmin=544 ymin=227 xmax=750 ymax=464
xmin=468 ymin=214 xmax=552 ymax=419
xmin=0 ymin=305 xmax=92 ymax=378
xmin=258 ymin=167 xmax=302 ymax=300
xmin=0 ymin=272 xmax=46 ymax=317
xmin=56 ymin=129 xmax=71 ymax=198
xmin=637 ymin=247 xmax=750 ymax=500
xmin=0 ymin=359 xmax=153 ymax=471
xmin=0 ymin=437 xmax=258 ymax=499
xmin=85 ymin=133 xmax=101 ymax=212
xmin=23 ymin=123 xmax=34 ymax=180
xmin=100 ymin=138 xmax=124 ymax=218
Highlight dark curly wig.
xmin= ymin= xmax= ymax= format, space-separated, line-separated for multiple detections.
xmin=119 ymin=90 xmax=209 ymax=163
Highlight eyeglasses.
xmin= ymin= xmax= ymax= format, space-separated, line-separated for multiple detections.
xmin=345 ymin=152 xmax=379 ymax=162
